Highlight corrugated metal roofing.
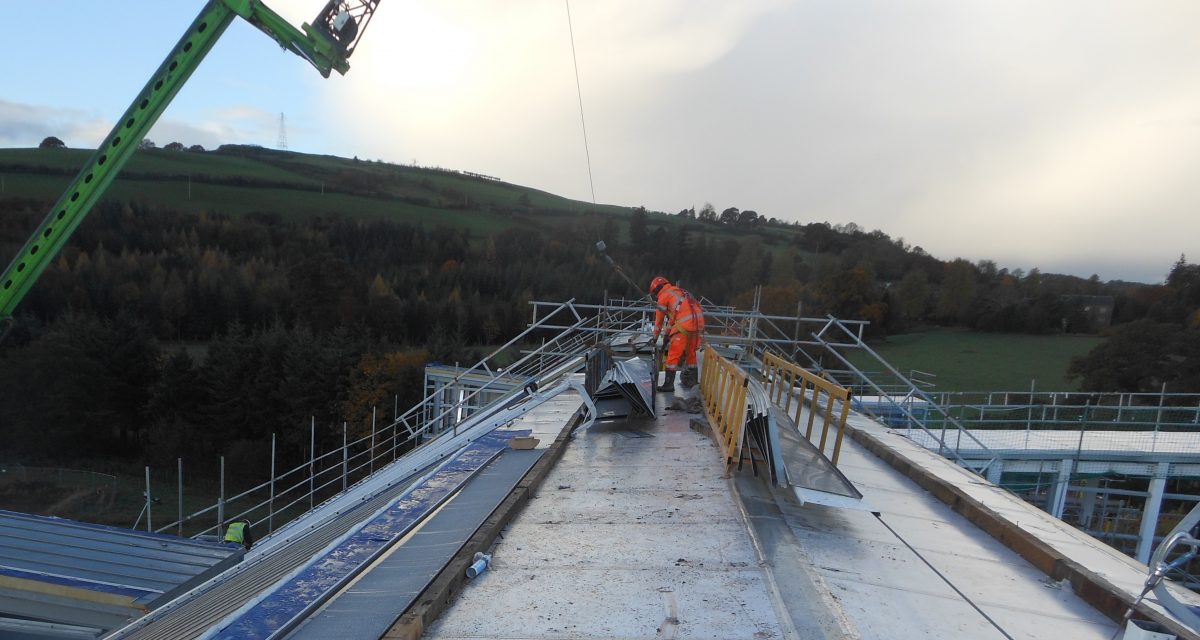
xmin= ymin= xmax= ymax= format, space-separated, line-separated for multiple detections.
xmin=0 ymin=510 xmax=240 ymax=637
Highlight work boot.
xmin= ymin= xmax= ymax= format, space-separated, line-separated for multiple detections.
xmin=657 ymin=370 xmax=676 ymax=392
xmin=681 ymin=367 xmax=697 ymax=389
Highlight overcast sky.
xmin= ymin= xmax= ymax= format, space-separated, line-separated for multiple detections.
xmin=4 ymin=1 xmax=1199 ymax=283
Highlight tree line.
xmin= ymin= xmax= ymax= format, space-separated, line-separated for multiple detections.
xmin=1 ymin=192 xmax=1194 ymax=480
xmin=1067 ymin=257 xmax=1199 ymax=394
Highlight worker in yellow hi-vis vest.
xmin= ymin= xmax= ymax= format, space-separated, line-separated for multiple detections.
xmin=224 ymin=518 xmax=254 ymax=550
xmin=650 ymin=276 xmax=705 ymax=392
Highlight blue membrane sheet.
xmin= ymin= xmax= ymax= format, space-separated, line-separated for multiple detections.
xmin=290 ymin=447 xmax=545 ymax=639
xmin=211 ymin=430 xmax=529 ymax=640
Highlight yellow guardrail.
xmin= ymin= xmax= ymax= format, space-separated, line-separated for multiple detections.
xmin=762 ymin=352 xmax=853 ymax=465
xmin=699 ymin=345 xmax=749 ymax=470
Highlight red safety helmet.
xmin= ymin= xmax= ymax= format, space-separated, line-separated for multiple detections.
xmin=649 ymin=276 xmax=669 ymax=296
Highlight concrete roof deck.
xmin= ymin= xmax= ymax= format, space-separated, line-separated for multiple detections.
xmin=842 ymin=413 xmax=1200 ymax=638
xmin=423 ymin=395 xmax=798 ymax=639
xmin=791 ymin=410 xmax=1120 ymax=639
xmin=419 ymin=388 xmax=1145 ymax=640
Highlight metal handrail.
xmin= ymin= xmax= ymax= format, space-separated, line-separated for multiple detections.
xmin=761 ymin=352 xmax=852 ymax=466
xmin=150 ymin=302 xmax=601 ymax=539
xmin=809 ymin=316 xmax=998 ymax=473
xmin=389 ymin=299 xmax=582 ymax=435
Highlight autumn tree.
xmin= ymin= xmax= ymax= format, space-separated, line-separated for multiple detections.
xmin=936 ymin=259 xmax=977 ymax=323
xmin=895 ymin=269 xmax=931 ymax=325
xmin=342 ymin=350 xmax=429 ymax=439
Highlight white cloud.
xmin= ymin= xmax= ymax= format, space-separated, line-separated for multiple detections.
xmin=0 ymin=100 xmax=110 ymax=148
xmin=0 ymin=98 xmax=280 ymax=151
xmin=318 ymin=0 xmax=788 ymax=190
xmin=149 ymin=105 xmax=281 ymax=148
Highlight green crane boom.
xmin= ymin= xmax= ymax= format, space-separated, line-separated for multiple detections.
xmin=0 ymin=0 xmax=381 ymax=332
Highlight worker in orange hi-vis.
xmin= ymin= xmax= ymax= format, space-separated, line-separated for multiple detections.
xmin=649 ymin=276 xmax=705 ymax=392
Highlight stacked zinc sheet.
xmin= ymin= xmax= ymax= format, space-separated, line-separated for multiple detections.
xmin=584 ymin=347 xmax=655 ymax=420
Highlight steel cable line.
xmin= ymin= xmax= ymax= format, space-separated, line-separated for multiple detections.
xmin=564 ymin=0 xmax=596 ymax=204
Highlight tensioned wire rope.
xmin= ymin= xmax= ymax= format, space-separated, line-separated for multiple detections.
xmin=564 ymin=0 xmax=597 ymax=205
xmin=874 ymin=513 xmax=1017 ymax=640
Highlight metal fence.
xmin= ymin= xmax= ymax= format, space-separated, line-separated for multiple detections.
xmin=143 ymin=413 xmax=419 ymax=537
xmin=141 ymin=299 xmax=607 ymax=539
xmin=925 ymin=390 xmax=1200 ymax=431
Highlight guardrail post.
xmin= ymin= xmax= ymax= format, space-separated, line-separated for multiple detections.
xmin=748 ymin=286 xmax=761 ymax=360
xmin=784 ymin=369 xmax=795 ymax=415
xmin=370 ymin=407 xmax=377 ymax=475
xmin=734 ymin=376 xmax=749 ymax=466
xmin=802 ymin=380 xmax=816 ymax=438
xmin=1154 ymin=382 xmax=1167 ymax=447
xmin=309 ymin=416 xmax=315 ymax=511
xmin=819 ymin=393 xmax=835 ymax=454
xmin=1026 ymin=379 xmax=1035 ymax=437
xmin=217 ymin=456 xmax=225 ymax=533
xmin=831 ymin=391 xmax=852 ymax=466
xmin=269 ymin=434 xmax=276 ymax=533
xmin=177 ymin=458 xmax=183 ymax=536
xmin=707 ymin=350 xmax=720 ymax=416
xmin=144 ymin=466 xmax=152 ymax=533
xmin=934 ymin=415 xmax=947 ymax=456
xmin=343 ymin=422 xmax=348 ymax=492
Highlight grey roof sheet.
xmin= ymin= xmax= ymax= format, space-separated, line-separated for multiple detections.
xmin=0 ymin=510 xmax=240 ymax=636
xmin=0 ymin=510 xmax=236 ymax=599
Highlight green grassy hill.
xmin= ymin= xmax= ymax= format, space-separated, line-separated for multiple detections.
xmin=0 ymin=145 xmax=632 ymax=233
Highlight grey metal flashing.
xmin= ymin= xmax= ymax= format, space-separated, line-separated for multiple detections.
xmin=731 ymin=473 xmax=858 ymax=639
xmin=771 ymin=405 xmax=866 ymax=504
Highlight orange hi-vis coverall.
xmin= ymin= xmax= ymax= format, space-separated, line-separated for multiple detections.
xmin=653 ymin=284 xmax=705 ymax=372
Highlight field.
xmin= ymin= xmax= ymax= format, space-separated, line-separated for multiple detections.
xmin=845 ymin=328 xmax=1103 ymax=392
